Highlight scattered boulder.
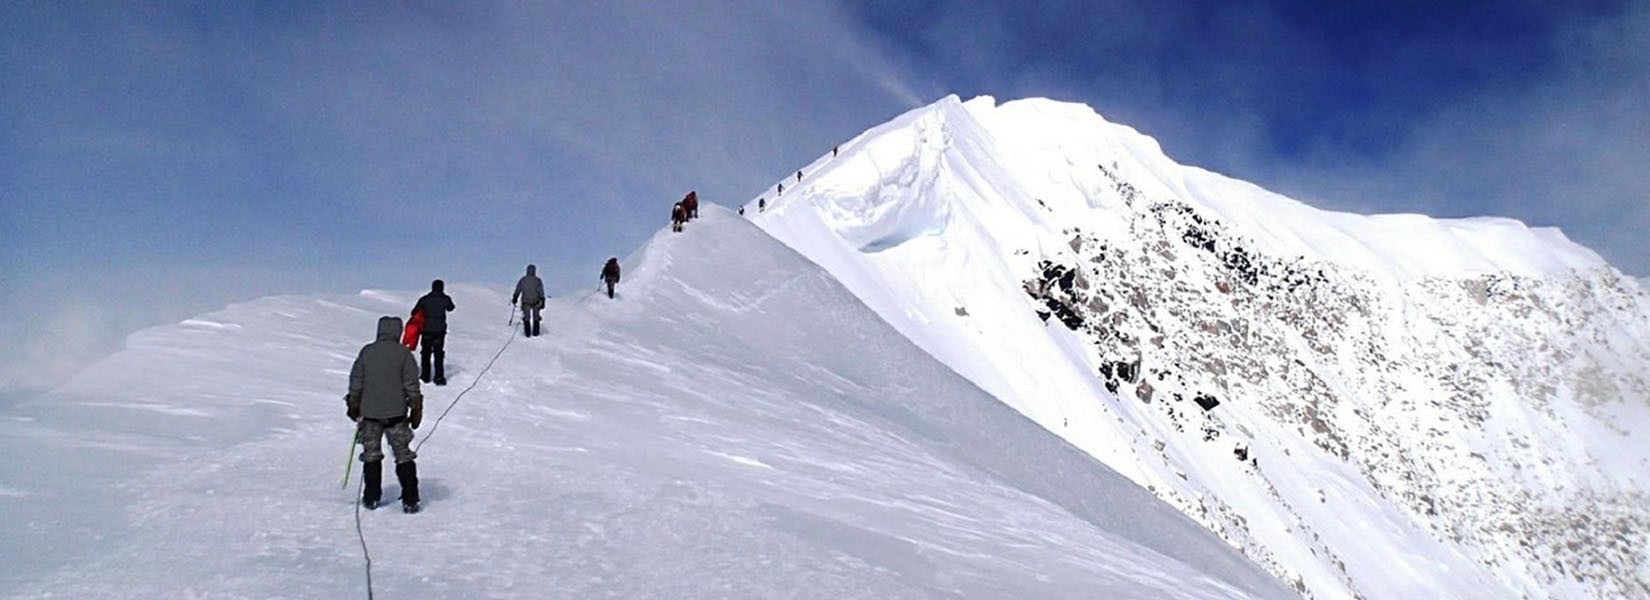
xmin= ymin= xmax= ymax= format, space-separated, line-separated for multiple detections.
xmin=1135 ymin=380 xmax=1155 ymax=404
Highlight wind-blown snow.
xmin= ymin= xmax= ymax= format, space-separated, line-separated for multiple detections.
xmin=749 ymin=95 xmax=1650 ymax=598
xmin=0 ymin=207 xmax=1292 ymax=599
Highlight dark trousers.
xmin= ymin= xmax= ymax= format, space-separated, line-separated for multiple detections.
xmin=521 ymin=305 xmax=541 ymax=337
xmin=604 ymin=280 xmax=615 ymax=299
xmin=420 ymin=332 xmax=446 ymax=383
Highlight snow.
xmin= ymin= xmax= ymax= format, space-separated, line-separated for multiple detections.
xmin=962 ymin=96 xmax=1607 ymax=280
xmin=748 ymin=95 xmax=1650 ymax=598
xmin=0 ymin=207 xmax=1292 ymax=599
xmin=9 ymin=93 xmax=1643 ymax=600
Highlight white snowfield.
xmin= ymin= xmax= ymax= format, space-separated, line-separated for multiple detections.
xmin=0 ymin=207 xmax=1295 ymax=599
xmin=750 ymin=95 xmax=1650 ymax=598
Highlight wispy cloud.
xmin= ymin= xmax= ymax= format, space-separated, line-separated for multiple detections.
xmin=0 ymin=1 xmax=927 ymax=394
xmin=1265 ymin=4 xmax=1650 ymax=274
xmin=0 ymin=302 xmax=116 ymax=393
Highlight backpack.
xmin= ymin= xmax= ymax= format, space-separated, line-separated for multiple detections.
xmin=604 ymin=258 xmax=621 ymax=282
xmin=402 ymin=310 xmax=424 ymax=350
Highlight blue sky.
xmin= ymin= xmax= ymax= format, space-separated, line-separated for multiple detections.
xmin=3 ymin=1 xmax=1646 ymax=394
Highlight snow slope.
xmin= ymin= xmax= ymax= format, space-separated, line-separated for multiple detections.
xmin=0 ymin=207 xmax=1292 ymax=599
xmin=749 ymin=95 xmax=1650 ymax=598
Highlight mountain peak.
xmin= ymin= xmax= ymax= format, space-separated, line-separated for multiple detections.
xmin=752 ymin=96 xmax=1650 ymax=598
xmin=770 ymin=95 xmax=1608 ymax=281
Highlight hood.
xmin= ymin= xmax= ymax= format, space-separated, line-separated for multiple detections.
xmin=431 ymin=279 xmax=445 ymax=293
xmin=376 ymin=316 xmax=403 ymax=342
xmin=526 ymin=265 xmax=536 ymax=276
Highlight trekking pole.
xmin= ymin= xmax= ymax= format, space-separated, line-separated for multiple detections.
xmin=341 ymin=427 xmax=359 ymax=489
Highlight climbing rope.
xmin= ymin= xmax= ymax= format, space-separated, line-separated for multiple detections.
xmin=353 ymin=473 xmax=375 ymax=600
xmin=354 ymin=317 xmax=521 ymax=599
xmin=415 ymin=324 xmax=518 ymax=453
xmin=574 ymin=285 xmax=601 ymax=305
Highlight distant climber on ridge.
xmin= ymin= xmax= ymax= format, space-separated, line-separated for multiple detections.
xmin=346 ymin=315 xmax=424 ymax=513
xmin=600 ymin=257 xmax=621 ymax=299
xmin=672 ymin=202 xmax=687 ymax=233
xmin=412 ymin=279 xmax=455 ymax=386
xmin=682 ymin=191 xmax=699 ymax=220
xmin=511 ymin=264 xmax=546 ymax=338
xmin=759 ymin=198 xmax=767 ymax=212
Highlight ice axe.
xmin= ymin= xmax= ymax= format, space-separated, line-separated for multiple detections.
xmin=341 ymin=426 xmax=359 ymax=489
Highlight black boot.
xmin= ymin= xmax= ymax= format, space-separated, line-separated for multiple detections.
xmin=362 ymin=460 xmax=383 ymax=510
xmin=434 ymin=351 xmax=446 ymax=386
xmin=523 ymin=318 xmax=532 ymax=337
xmin=532 ymin=319 xmax=540 ymax=337
xmin=396 ymin=461 xmax=420 ymax=513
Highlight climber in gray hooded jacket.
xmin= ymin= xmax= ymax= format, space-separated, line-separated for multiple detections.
xmin=346 ymin=315 xmax=424 ymax=513
xmin=511 ymin=264 xmax=546 ymax=337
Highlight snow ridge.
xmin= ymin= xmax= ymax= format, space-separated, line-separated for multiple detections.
xmin=0 ymin=207 xmax=1293 ymax=598
xmin=749 ymin=95 xmax=1650 ymax=599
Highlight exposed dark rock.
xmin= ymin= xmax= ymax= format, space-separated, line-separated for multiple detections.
xmin=1116 ymin=360 xmax=1140 ymax=383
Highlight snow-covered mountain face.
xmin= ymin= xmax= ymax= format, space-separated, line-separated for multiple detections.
xmin=750 ymin=96 xmax=1650 ymax=599
xmin=0 ymin=208 xmax=1293 ymax=599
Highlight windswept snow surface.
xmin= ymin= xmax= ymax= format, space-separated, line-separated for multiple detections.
xmin=749 ymin=96 xmax=1650 ymax=598
xmin=0 ymin=207 xmax=1293 ymax=599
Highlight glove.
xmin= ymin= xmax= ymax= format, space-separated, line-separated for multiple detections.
xmin=345 ymin=393 xmax=361 ymax=421
xmin=408 ymin=393 xmax=424 ymax=429
xmin=510 ymin=297 xmax=516 ymax=306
